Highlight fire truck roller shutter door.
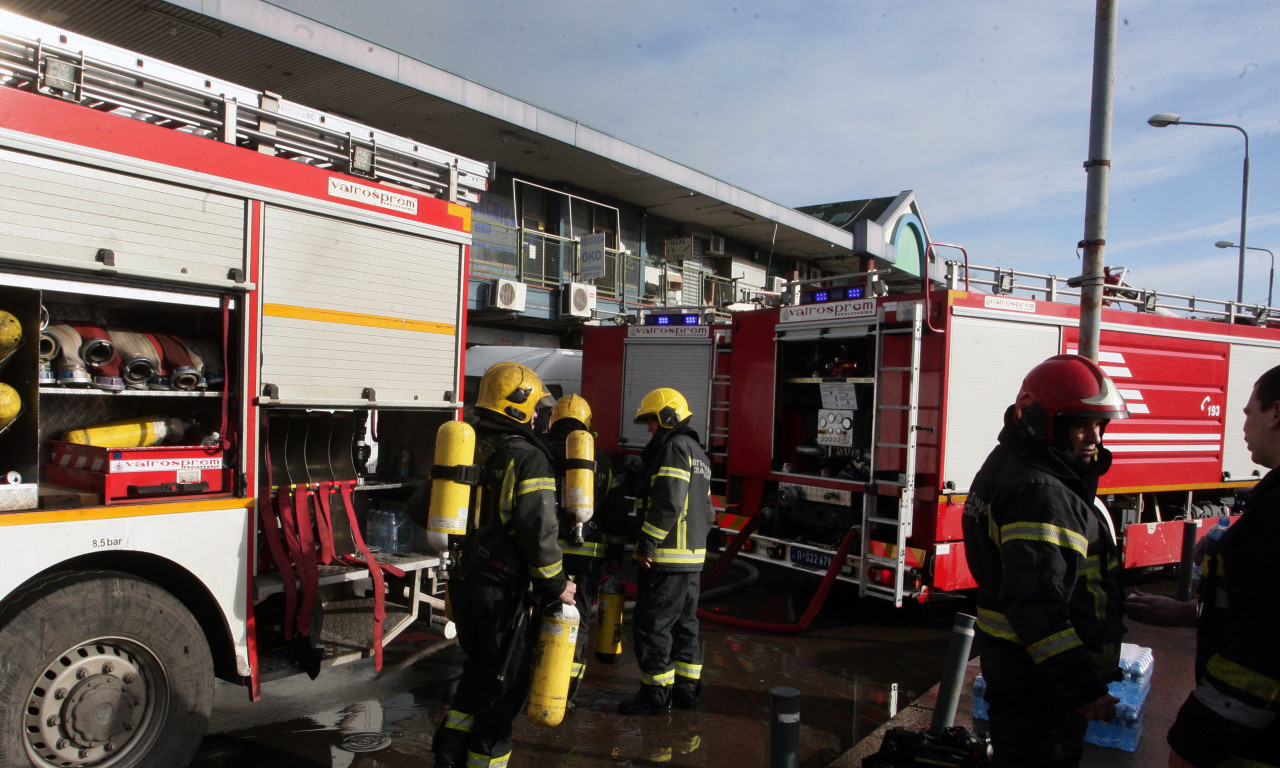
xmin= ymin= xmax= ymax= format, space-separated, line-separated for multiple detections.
xmin=619 ymin=340 xmax=713 ymax=449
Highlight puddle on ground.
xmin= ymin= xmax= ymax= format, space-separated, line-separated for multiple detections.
xmin=195 ymin=576 xmax=964 ymax=767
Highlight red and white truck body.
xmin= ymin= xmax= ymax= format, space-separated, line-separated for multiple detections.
xmin=0 ymin=12 xmax=485 ymax=765
xmin=583 ymin=261 xmax=1279 ymax=607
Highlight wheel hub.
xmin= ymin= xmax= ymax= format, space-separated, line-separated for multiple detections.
xmin=24 ymin=641 xmax=153 ymax=767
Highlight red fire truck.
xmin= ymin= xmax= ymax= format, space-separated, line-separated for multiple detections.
xmin=583 ymin=251 xmax=1280 ymax=614
xmin=0 ymin=12 xmax=486 ymax=766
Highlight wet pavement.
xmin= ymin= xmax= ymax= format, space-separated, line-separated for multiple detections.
xmin=194 ymin=565 xmax=969 ymax=767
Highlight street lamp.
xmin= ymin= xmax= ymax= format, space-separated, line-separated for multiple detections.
xmin=1216 ymin=240 xmax=1274 ymax=308
xmin=1148 ymin=112 xmax=1250 ymax=304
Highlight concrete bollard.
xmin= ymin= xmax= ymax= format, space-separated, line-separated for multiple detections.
xmin=770 ymin=685 xmax=801 ymax=768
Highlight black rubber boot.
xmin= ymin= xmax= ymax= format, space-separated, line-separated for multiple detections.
xmin=618 ymin=684 xmax=671 ymax=715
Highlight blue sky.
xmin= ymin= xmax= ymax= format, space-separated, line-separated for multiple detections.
xmin=268 ymin=1 xmax=1280 ymax=306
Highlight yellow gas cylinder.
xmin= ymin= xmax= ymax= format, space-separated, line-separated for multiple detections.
xmin=562 ymin=429 xmax=594 ymax=542
xmin=0 ymin=310 xmax=21 ymax=361
xmin=527 ymin=599 xmax=580 ymax=727
xmin=428 ymin=420 xmax=476 ymax=560
xmin=595 ymin=574 xmax=625 ymax=664
xmin=0 ymin=382 xmax=20 ymax=433
xmin=62 ymin=415 xmax=189 ymax=447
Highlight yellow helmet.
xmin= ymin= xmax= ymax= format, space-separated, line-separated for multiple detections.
xmin=550 ymin=393 xmax=592 ymax=432
xmin=475 ymin=361 xmax=552 ymax=424
xmin=634 ymin=387 xmax=691 ymax=429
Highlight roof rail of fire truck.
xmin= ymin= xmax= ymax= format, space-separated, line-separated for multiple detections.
xmin=784 ymin=269 xmax=895 ymax=304
xmin=0 ymin=10 xmax=490 ymax=206
xmin=635 ymin=305 xmax=728 ymax=324
xmin=945 ymin=260 xmax=1277 ymax=327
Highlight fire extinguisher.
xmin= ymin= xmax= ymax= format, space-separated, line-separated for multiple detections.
xmin=527 ymin=598 xmax=580 ymax=727
xmin=595 ymin=574 xmax=624 ymax=664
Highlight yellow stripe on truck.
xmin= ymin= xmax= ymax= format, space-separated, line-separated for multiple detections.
xmin=264 ymin=303 xmax=455 ymax=336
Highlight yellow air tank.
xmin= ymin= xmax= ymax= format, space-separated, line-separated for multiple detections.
xmin=0 ymin=383 xmax=21 ymax=433
xmin=595 ymin=574 xmax=625 ymax=664
xmin=0 ymin=310 xmax=21 ymax=361
xmin=562 ymin=429 xmax=595 ymax=543
xmin=61 ymin=415 xmax=188 ymax=447
xmin=527 ymin=600 xmax=580 ymax=727
xmin=428 ymin=420 xmax=476 ymax=562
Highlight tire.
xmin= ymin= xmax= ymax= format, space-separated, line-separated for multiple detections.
xmin=0 ymin=570 xmax=213 ymax=768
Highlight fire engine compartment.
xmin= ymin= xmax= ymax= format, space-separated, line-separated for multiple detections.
xmin=0 ymin=281 xmax=238 ymax=510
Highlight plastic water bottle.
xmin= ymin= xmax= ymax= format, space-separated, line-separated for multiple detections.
xmin=972 ymin=674 xmax=989 ymax=721
xmin=366 ymin=508 xmax=386 ymax=553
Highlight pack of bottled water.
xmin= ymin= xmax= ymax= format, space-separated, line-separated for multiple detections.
xmin=973 ymin=643 xmax=1153 ymax=752
xmin=365 ymin=504 xmax=412 ymax=555
xmin=1085 ymin=643 xmax=1153 ymax=751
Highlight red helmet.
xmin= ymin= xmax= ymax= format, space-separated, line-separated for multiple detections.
xmin=1014 ymin=354 xmax=1129 ymax=445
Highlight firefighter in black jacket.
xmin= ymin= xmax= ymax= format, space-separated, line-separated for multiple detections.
xmin=546 ymin=393 xmax=622 ymax=707
xmin=432 ymin=362 xmax=575 ymax=768
xmin=620 ymin=387 xmax=714 ymax=715
xmin=1127 ymin=363 xmax=1280 ymax=767
xmin=962 ymin=354 xmax=1129 ymax=767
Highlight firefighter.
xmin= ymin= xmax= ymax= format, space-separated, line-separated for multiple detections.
xmin=620 ymin=387 xmax=714 ymax=715
xmin=1127 ymin=364 xmax=1280 ymax=767
xmin=432 ymin=362 xmax=576 ymax=768
xmin=545 ymin=393 xmax=623 ymax=708
xmin=961 ymin=354 xmax=1130 ymax=767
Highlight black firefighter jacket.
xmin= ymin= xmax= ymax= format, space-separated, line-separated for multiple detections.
xmin=962 ymin=414 xmax=1125 ymax=712
xmin=635 ymin=422 xmax=715 ymax=572
xmin=462 ymin=412 xmax=566 ymax=604
xmin=1168 ymin=466 xmax=1280 ymax=767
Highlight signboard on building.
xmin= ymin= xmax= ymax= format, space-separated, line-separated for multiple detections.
xmin=579 ymin=232 xmax=606 ymax=281
xmin=664 ymin=236 xmax=693 ymax=264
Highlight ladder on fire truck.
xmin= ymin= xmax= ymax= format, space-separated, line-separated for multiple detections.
xmin=0 ymin=13 xmax=489 ymax=205
xmin=859 ymin=301 xmax=924 ymax=607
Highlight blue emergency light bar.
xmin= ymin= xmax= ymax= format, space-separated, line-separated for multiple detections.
xmin=800 ymin=285 xmax=865 ymax=305
xmin=643 ymin=312 xmax=703 ymax=326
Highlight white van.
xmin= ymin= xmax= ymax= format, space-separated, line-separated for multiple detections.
xmin=463 ymin=345 xmax=583 ymax=406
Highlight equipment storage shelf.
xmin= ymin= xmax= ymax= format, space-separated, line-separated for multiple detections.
xmin=0 ymin=277 xmax=239 ymax=510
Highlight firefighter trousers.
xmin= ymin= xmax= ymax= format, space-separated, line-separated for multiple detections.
xmin=633 ymin=568 xmax=703 ymax=699
xmin=434 ymin=572 xmax=533 ymax=766
xmin=985 ymin=669 xmax=1089 ymax=768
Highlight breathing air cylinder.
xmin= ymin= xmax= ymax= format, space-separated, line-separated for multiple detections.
xmin=562 ymin=429 xmax=595 ymax=544
xmin=0 ymin=309 xmax=21 ymax=362
xmin=0 ymin=382 xmax=21 ymax=434
xmin=428 ymin=420 xmax=476 ymax=567
xmin=595 ymin=574 xmax=625 ymax=664
xmin=62 ymin=415 xmax=189 ymax=448
xmin=527 ymin=599 xmax=580 ymax=727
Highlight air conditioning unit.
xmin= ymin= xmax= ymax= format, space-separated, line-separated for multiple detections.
xmin=560 ymin=281 xmax=597 ymax=318
xmin=708 ymin=235 xmax=725 ymax=255
xmin=769 ymin=276 xmax=788 ymax=293
xmin=487 ymin=278 xmax=527 ymax=312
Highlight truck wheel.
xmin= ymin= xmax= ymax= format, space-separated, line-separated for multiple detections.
xmin=0 ymin=570 xmax=213 ymax=768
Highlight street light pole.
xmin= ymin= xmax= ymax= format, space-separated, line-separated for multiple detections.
xmin=1148 ymin=113 xmax=1250 ymax=304
xmin=1216 ymin=240 xmax=1274 ymax=307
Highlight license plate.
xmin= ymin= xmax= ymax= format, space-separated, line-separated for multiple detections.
xmin=790 ymin=547 xmax=833 ymax=570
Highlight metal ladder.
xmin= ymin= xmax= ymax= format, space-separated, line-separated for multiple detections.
xmin=859 ymin=301 xmax=924 ymax=606
xmin=706 ymin=329 xmax=732 ymax=470
xmin=0 ymin=10 xmax=489 ymax=205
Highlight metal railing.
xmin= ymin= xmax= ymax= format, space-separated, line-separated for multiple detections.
xmin=471 ymin=220 xmax=750 ymax=311
xmin=947 ymin=261 xmax=1277 ymax=325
